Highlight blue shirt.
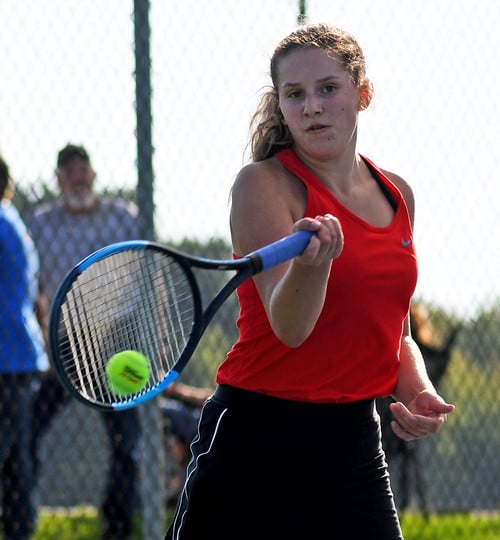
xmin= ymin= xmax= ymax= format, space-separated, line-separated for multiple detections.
xmin=0 ymin=201 xmax=48 ymax=372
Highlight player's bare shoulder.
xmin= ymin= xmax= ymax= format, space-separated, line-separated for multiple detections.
xmin=232 ymin=158 xmax=289 ymax=193
xmin=231 ymin=157 xmax=306 ymax=215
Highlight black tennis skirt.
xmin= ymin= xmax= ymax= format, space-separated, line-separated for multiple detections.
xmin=165 ymin=384 xmax=404 ymax=540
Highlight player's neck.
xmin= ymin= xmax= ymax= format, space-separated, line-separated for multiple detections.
xmin=297 ymin=149 xmax=362 ymax=195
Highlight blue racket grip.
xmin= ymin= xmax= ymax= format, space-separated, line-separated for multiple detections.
xmin=256 ymin=230 xmax=314 ymax=271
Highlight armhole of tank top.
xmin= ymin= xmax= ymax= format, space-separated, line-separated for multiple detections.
xmin=363 ymin=159 xmax=398 ymax=212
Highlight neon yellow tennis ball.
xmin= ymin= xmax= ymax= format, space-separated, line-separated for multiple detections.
xmin=106 ymin=350 xmax=150 ymax=396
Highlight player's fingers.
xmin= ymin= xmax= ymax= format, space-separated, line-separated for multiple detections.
xmin=391 ymin=420 xmax=420 ymax=441
xmin=315 ymin=214 xmax=343 ymax=258
xmin=390 ymin=407 xmax=436 ymax=439
xmin=391 ymin=402 xmax=447 ymax=439
xmin=432 ymin=402 xmax=455 ymax=414
xmin=293 ymin=215 xmax=343 ymax=264
xmin=392 ymin=414 xmax=447 ymax=440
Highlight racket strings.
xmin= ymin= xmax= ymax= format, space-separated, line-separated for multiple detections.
xmin=56 ymin=248 xmax=196 ymax=404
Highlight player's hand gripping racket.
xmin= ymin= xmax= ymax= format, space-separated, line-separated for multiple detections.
xmin=49 ymin=230 xmax=313 ymax=410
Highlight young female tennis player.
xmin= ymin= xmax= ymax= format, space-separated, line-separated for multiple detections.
xmin=165 ymin=22 xmax=454 ymax=540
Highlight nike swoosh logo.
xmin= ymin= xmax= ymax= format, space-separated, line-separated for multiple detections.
xmin=401 ymin=238 xmax=412 ymax=247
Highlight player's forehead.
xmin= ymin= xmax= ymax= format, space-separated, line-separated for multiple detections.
xmin=277 ymin=48 xmax=348 ymax=87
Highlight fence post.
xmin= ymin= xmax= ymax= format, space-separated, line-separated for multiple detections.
xmin=134 ymin=0 xmax=166 ymax=537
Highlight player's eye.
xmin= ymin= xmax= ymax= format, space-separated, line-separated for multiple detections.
xmin=322 ymin=84 xmax=337 ymax=94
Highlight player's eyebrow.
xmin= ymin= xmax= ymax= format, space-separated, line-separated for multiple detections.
xmin=280 ymin=74 xmax=343 ymax=88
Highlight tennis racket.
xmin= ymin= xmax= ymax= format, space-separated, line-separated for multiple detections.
xmin=49 ymin=230 xmax=313 ymax=410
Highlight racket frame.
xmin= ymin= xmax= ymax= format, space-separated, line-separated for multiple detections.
xmin=49 ymin=231 xmax=311 ymax=410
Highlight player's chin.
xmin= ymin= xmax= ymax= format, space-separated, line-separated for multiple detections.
xmin=299 ymin=142 xmax=340 ymax=161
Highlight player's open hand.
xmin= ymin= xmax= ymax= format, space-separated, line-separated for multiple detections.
xmin=390 ymin=390 xmax=455 ymax=441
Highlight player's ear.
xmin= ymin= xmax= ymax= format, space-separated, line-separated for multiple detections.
xmin=358 ymin=79 xmax=373 ymax=111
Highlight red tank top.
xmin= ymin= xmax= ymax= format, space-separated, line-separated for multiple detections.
xmin=217 ymin=149 xmax=418 ymax=402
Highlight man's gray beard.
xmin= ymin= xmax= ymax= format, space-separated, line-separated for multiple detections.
xmin=65 ymin=192 xmax=98 ymax=212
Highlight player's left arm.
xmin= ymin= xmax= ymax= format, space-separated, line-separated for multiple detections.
xmin=390 ymin=320 xmax=455 ymax=441
xmin=384 ymin=169 xmax=455 ymax=441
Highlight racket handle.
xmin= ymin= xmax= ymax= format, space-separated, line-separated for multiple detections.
xmin=255 ymin=230 xmax=314 ymax=271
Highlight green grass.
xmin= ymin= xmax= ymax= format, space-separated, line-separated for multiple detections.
xmin=12 ymin=506 xmax=157 ymax=540
xmin=2 ymin=507 xmax=497 ymax=540
xmin=401 ymin=512 xmax=500 ymax=540
xmin=35 ymin=507 xmax=101 ymax=539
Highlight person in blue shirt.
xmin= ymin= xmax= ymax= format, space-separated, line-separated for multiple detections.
xmin=0 ymin=153 xmax=49 ymax=540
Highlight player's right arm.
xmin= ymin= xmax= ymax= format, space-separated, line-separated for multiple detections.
xmin=230 ymin=159 xmax=343 ymax=347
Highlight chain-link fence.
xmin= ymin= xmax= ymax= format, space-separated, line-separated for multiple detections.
xmin=1 ymin=0 xmax=499 ymax=538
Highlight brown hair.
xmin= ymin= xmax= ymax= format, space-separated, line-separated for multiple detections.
xmin=0 ymin=155 xmax=11 ymax=200
xmin=249 ymin=23 xmax=372 ymax=162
